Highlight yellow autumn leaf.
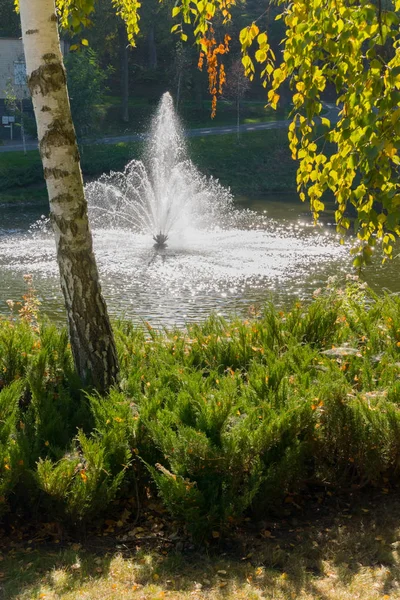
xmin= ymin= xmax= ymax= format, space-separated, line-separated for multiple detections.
xmin=257 ymin=32 xmax=267 ymax=46
xmin=250 ymin=23 xmax=259 ymax=39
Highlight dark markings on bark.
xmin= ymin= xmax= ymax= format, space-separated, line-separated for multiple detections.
xmin=28 ymin=62 xmax=66 ymax=97
xmin=44 ymin=167 xmax=70 ymax=180
xmin=49 ymin=14 xmax=57 ymax=22
xmin=57 ymin=242 xmax=119 ymax=392
xmin=74 ymin=201 xmax=86 ymax=220
xmin=51 ymin=200 xmax=87 ymax=229
xmin=39 ymin=118 xmax=75 ymax=158
xmin=41 ymin=106 xmax=51 ymax=112
xmin=43 ymin=53 xmax=57 ymax=62
xmin=25 ymin=29 xmax=39 ymax=35
xmin=51 ymin=213 xmax=69 ymax=234
xmin=51 ymin=192 xmax=74 ymax=207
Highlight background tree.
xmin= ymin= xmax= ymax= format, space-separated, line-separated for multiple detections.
xmin=65 ymin=48 xmax=110 ymax=137
xmin=5 ymin=80 xmax=28 ymax=154
xmin=118 ymin=23 xmax=130 ymax=122
xmin=84 ymin=0 xmax=132 ymax=123
xmin=224 ymin=57 xmax=250 ymax=141
xmin=0 ymin=0 xmax=21 ymax=37
xmin=173 ymin=43 xmax=192 ymax=110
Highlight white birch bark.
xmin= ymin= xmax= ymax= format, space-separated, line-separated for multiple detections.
xmin=19 ymin=0 xmax=119 ymax=393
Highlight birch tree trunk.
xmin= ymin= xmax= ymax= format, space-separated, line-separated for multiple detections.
xmin=19 ymin=0 xmax=119 ymax=393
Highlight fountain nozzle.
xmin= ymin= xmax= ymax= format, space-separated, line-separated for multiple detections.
xmin=153 ymin=232 xmax=168 ymax=248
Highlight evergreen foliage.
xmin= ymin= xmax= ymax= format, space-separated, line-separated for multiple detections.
xmin=2 ymin=280 xmax=400 ymax=536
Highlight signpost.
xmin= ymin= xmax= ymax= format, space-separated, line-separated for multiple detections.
xmin=2 ymin=115 xmax=14 ymax=140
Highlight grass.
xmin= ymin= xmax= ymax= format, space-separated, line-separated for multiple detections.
xmin=0 ymin=151 xmax=43 ymax=195
xmin=0 ymin=129 xmax=296 ymax=204
xmin=0 ymin=186 xmax=50 ymax=206
xmin=1 ymin=491 xmax=400 ymax=599
xmin=189 ymin=129 xmax=296 ymax=194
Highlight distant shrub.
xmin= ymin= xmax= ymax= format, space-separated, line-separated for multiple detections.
xmin=80 ymin=142 xmax=142 ymax=177
xmin=0 ymin=152 xmax=43 ymax=191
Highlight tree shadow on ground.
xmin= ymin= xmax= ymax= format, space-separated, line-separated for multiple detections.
xmin=1 ymin=489 xmax=400 ymax=599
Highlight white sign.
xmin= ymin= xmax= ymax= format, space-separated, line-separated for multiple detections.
xmin=8 ymin=116 xmax=15 ymax=123
xmin=2 ymin=116 xmax=9 ymax=125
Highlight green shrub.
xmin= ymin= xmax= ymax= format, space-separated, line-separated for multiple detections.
xmin=0 ymin=151 xmax=43 ymax=191
xmin=36 ymin=430 xmax=129 ymax=522
xmin=313 ymin=377 xmax=400 ymax=484
xmin=0 ymin=319 xmax=35 ymax=386
xmin=0 ymin=381 xmax=25 ymax=516
xmin=34 ymin=390 xmax=138 ymax=522
xmin=2 ymin=281 xmax=400 ymax=536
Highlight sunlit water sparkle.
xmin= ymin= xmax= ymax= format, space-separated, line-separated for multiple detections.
xmin=0 ymin=92 xmax=356 ymax=325
xmin=0 ymin=210 xmax=349 ymax=326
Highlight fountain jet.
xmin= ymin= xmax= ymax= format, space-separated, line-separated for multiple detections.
xmin=85 ymin=92 xmax=234 ymax=242
xmin=153 ymin=232 xmax=168 ymax=248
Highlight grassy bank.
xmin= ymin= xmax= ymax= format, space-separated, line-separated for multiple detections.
xmin=2 ymin=491 xmax=400 ymax=599
xmin=0 ymin=129 xmax=296 ymax=204
xmin=190 ymin=129 xmax=296 ymax=194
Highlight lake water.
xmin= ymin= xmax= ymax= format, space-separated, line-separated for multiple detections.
xmin=0 ymin=195 xmax=398 ymax=327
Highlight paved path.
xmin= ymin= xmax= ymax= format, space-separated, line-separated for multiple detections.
xmin=0 ymin=104 xmax=340 ymax=154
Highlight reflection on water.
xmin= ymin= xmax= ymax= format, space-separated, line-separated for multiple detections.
xmin=0 ymin=197 xmax=397 ymax=327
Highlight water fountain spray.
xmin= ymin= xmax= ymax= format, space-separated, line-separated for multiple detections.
xmin=85 ymin=92 xmax=234 ymax=244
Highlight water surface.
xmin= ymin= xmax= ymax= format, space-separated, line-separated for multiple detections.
xmin=2 ymin=195 xmax=393 ymax=327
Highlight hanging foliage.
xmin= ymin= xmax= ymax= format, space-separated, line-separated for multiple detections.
xmin=170 ymin=0 xmax=400 ymax=264
xmin=197 ymin=29 xmax=230 ymax=117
